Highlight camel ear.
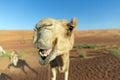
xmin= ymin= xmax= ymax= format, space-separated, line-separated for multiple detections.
xmin=67 ymin=17 xmax=77 ymax=31
xmin=66 ymin=18 xmax=77 ymax=36
xmin=71 ymin=17 xmax=77 ymax=28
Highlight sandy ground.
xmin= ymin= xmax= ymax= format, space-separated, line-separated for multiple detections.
xmin=0 ymin=29 xmax=120 ymax=80
xmin=0 ymin=52 xmax=120 ymax=80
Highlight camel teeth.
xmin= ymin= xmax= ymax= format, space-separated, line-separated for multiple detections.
xmin=39 ymin=52 xmax=44 ymax=56
xmin=39 ymin=52 xmax=50 ymax=57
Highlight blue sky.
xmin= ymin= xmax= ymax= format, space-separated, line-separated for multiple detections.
xmin=0 ymin=0 xmax=120 ymax=30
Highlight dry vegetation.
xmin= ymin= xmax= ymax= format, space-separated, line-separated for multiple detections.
xmin=0 ymin=29 xmax=120 ymax=80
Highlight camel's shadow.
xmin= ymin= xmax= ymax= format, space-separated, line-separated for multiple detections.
xmin=0 ymin=73 xmax=12 ymax=80
xmin=8 ymin=59 xmax=38 ymax=75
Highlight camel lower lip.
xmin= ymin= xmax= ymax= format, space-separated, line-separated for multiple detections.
xmin=38 ymin=55 xmax=50 ymax=65
xmin=39 ymin=52 xmax=49 ymax=60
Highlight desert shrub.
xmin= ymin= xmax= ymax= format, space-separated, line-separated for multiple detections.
xmin=81 ymin=44 xmax=98 ymax=49
xmin=73 ymin=44 xmax=81 ymax=50
xmin=17 ymin=50 xmax=25 ymax=58
xmin=108 ymin=49 xmax=120 ymax=58
xmin=17 ymin=53 xmax=22 ymax=58
xmin=0 ymin=53 xmax=9 ymax=58
xmin=73 ymin=44 xmax=98 ymax=50
xmin=79 ymin=51 xmax=87 ymax=58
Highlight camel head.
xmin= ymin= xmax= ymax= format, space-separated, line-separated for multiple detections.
xmin=33 ymin=18 xmax=77 ymax=65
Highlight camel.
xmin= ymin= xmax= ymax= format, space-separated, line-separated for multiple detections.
xmin=9 ymin=50 xmax=19 ymax=66
xmin=0 ymin=46 xmax=6 ymax=55
xmin=33 ymin=18 xmax=77 ymax=80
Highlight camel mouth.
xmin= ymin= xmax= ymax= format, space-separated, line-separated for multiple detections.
xmin=39 ymin=48 xmax=52 ymax=60
xmin=38 ymin=48 xmax=54 ymax=65
xmin=37 ymin=38 xmax=57 ymax=65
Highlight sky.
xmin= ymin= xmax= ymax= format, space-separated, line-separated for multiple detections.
xmin=0 ymin=0 xmax=120 ymax=30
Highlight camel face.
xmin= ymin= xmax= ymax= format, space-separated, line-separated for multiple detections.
xmin=33 ymin=18 xmax=77 ymax=65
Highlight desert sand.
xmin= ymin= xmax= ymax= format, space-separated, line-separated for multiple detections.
xmin=0 ymin=29 xmax=120 ymax=80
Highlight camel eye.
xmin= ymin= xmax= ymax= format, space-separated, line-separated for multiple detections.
xmin=69 ymin=26 xmax=73 ymax=31
xmin=46 ymin=24 xmax=53 ymax=26
xmin=43 ymin=23 xmax=53 ymax=30
xmin=43 ymin=23 xmax=53 ymax=27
